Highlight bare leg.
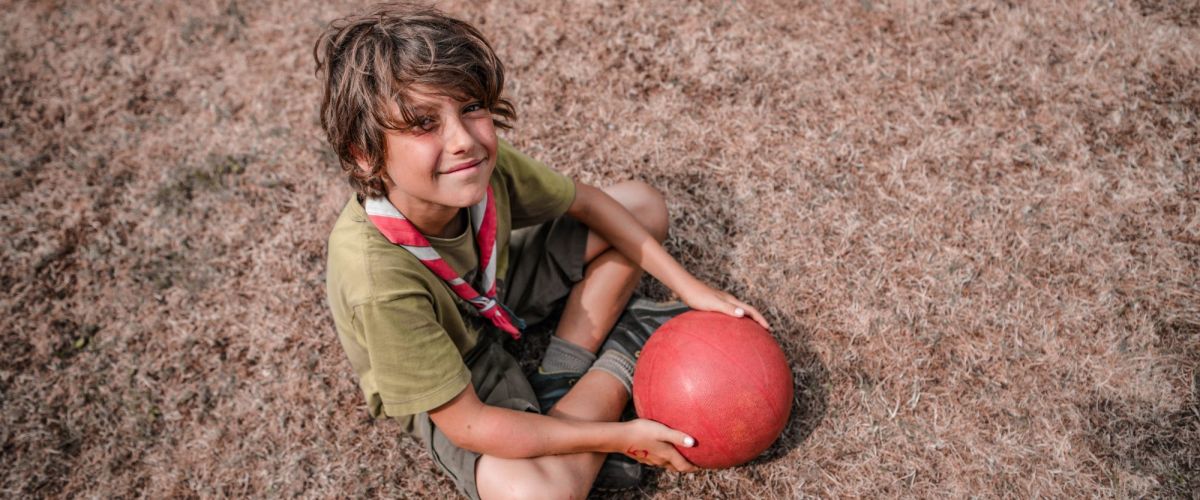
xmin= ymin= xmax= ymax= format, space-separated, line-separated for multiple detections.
xmin=552 ymin=248 xmax=643 ymax=352
xmin=475 ymin=181 xmax=669 ymax=500
xmin=553 ymin=181 xmax=670 ymax=352
xmin=475 ymin=371 xmax=626 ymax=499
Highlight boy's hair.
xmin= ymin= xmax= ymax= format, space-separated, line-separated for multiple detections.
xmin=314 ymin=2 xmax=515 ymax=198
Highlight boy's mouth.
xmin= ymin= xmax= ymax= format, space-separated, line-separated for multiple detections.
xmin=442 ymin=157 xmax=485 ymax=175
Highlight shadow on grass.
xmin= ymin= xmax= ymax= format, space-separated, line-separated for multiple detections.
xmin=752 ymin=318 xmax=831 ymax=465
xmin=1080 ymin=316 xmax=1200 ymax=498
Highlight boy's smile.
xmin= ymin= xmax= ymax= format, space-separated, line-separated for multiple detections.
xmin=367 ymin=87 xmax=499 ymax=238
xmin=442 ymin=157 xmax=486 ymax=175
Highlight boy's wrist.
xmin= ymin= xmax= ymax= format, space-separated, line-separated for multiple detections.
xmin=528 ymin=413 xmax=630 ymax=456
xmin=591 ymin=420 xmax=626 ymax=455
xmin=598 ymin=420 xmax=635 ymax=454
xmin=662 ymin=270 xmax=703 ymax=300
xmin=566 ymin=419 xmax=632 ymax=455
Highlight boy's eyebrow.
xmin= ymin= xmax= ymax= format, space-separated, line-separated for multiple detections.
xmin=393 ymin=86 xmax=478 ymax=122
xmin=388 ymin=98 xmax=436 ymax=126
xmin=407 ymin=102 xmax=437 ymax=114
xmin=399 ymin=93 xmax=446 ymax=117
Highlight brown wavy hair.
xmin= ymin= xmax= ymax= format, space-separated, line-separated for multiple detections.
xmin=314 ymin=2 xmax=515 ymax=198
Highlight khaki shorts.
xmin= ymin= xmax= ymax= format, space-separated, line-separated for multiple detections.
xmin=413 ymin=214 xmax=588 ymax=500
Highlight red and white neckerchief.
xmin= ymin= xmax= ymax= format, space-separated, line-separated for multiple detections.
xmin=364 ymin=186 xmax=525 ymax=339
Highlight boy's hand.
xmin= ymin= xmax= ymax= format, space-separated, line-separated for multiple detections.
xmin=566 ymin=182 xmax=771 ymax=331
xmin=677 ymin=277 xmax=771 ymax=330
xmin=619 ymin=419 xmax=699 ymax=473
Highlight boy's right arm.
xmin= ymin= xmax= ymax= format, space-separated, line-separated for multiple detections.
xmin=428 ymin=384 xmax=697 ymax=472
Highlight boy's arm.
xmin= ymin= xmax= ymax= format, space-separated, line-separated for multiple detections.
xmin=565 ymin=180 xmax=771 ymax=329
xmin=428 ymin=384 xmax=696 ymax=471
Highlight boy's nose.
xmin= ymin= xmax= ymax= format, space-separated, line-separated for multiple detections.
xmin=443 ymin=116 xmax=477 ymax=156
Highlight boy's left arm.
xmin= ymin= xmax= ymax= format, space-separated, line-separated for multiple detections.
xmin=566 ymin=180 xmax=771 ymax=330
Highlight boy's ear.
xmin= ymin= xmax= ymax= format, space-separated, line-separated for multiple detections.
xmin=350 ymin=145 xmax=392 ymax=188
xmin=349 ymin=145 xmax=371 ymax=173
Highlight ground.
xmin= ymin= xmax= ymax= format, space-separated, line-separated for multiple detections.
xmin=1 ymin=0 xmax=1197 ymax=497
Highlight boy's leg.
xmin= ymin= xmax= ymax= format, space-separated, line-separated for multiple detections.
xmin=554 ymin=180 xmax=670 ymax=352
xmin=474 ymin=371 xmax=626 ymax=500
xmin=528 ymin=180 xmax=670 ymax=408
xmin=418 ymin=339 xmax=627 ymax=500
xmin=475 ymin=181 xmax=669 ymax=499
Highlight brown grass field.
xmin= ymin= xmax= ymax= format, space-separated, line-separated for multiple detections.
xmin=3 ymin=0 xmax=1198 ymax=497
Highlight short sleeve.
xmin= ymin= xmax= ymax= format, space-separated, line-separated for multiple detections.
xmin=356 ymin=295 xmax=471 ymax=417
xmin=497 ymin=140 xmax=576 ymax=228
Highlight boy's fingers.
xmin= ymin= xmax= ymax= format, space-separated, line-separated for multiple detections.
xmin=671 ymin=430 xmax=696 ymax=448
xmin=721 ymin=300 xmax=745 ymax=318
xmin=655 ymin=431 xmax=699 ymax=472
xmin=730 ymin=299 xmax=771 ymax=330
xmin=668 ymin=452 xmax=697 ymax=472
xmin=746 ymin=306 xmax=771 ymax=330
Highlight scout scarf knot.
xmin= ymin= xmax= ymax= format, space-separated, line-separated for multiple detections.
xmin=364 ymin=186 xmax=526 ymax=339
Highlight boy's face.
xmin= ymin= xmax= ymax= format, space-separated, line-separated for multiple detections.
xmin=369 ymin=87 xmax=499 ymax=217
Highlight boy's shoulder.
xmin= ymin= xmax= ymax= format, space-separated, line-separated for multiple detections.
xmin=493 ymin=137 xmax=532 ymax=171
xmin=326 ymin=194 xmax=435 ymax=308
xmin=493 ymin=139 xmax=576 ymax=228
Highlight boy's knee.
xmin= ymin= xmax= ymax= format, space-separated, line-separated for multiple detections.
xmin=477 ymin=459 xmax=587 ymax=500
xmin=608 ymin=180 xmax=669 ymax=243
xmin=505 ymin=480 xmax=581 ymax=500
xmin=640 ymin=182 xmax=670 ymax=243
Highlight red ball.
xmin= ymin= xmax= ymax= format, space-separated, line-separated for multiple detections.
xmin=632 ymin=311 xmax=793 ymax=469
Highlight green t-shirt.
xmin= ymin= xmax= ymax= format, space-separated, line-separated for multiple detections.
xmin=326 ymin=139 xmax=575 ymax=431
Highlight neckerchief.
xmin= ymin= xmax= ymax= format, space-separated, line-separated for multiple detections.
xmin=364 ymin=186 xmax=525 ymax=339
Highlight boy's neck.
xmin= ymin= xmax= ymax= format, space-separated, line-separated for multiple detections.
xmin=386 ymin=192 xmax=465 ymax=239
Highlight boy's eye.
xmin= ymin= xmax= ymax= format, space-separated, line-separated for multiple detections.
xmin=414 ymin=116 xmax=437 ymax=131
xmin=463 ymin=102 xmax=486 ymax=114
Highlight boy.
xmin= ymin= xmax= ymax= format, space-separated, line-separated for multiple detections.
xmin=316 ymin=3 xmax=770 ymax=498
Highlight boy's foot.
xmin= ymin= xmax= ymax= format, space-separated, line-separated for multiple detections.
xmin=532 ymin=298 xmax=689 ymax=411
xmin=528 ymin=367 xmax=580 ymax=412
xmin=600 ymin=297 xmax=691 ymax=364
xmin=592 ymin=453 xmax=644 ymax=492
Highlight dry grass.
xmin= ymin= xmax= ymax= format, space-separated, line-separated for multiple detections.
xmin=2 ymin=0 xmax=1198 ymax=497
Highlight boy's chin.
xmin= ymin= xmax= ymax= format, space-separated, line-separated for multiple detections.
xmin=449 ymin=186 xmax=488 ymax=208
xmin=441 ymin=169 xmax=493 ymax=208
